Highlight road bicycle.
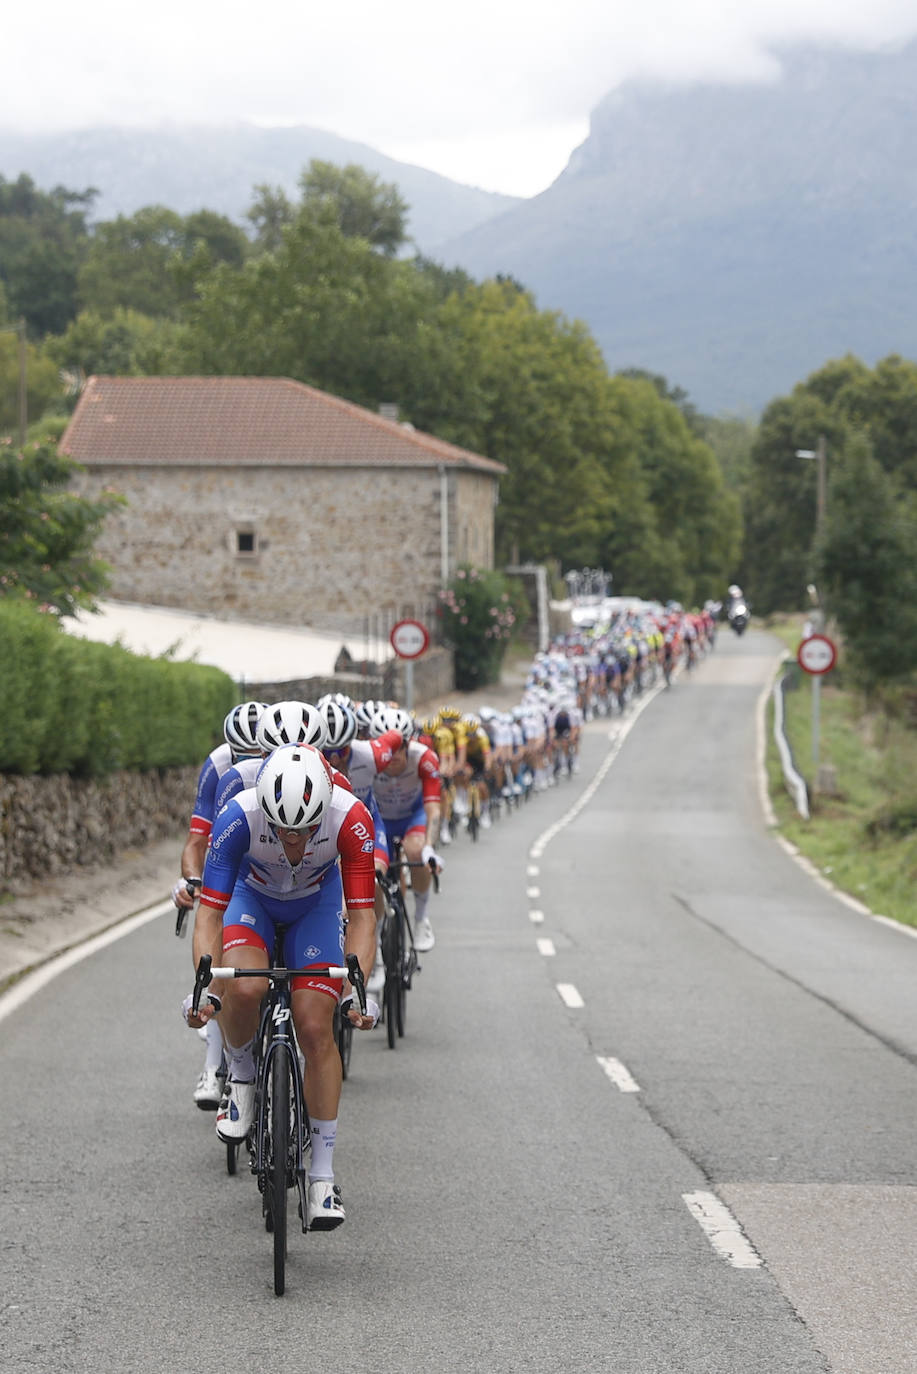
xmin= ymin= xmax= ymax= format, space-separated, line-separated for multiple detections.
xmin=192 ymin=947 xmax=366 ymax=1297
xmin=375 ymin=843 xmax=438 ymax=1049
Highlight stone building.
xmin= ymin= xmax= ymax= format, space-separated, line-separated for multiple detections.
xmin=61 ymin=375 xmax=505 ymax=635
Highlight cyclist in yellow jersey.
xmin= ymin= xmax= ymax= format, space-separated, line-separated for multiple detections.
xmin=453 ymin=713 xmax=493 ymax=830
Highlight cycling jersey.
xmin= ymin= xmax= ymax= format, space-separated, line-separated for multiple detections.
xmin=189 ymin=742 xmax=234 ymax=838
xmin=201 ymin=784 xmax=375 ymax=913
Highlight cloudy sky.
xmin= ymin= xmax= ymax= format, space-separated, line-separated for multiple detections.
xmin=4 ymin=0 xmax=917 ymax=196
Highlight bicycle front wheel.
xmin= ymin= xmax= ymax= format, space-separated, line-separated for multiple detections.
xmin=382 ymin=905 xmax=402 ymax=1049
xmin=270 ymin=1051 xmax=291 ymax=1296
xmin=395 ymin=908 xmax=409 ymax=1039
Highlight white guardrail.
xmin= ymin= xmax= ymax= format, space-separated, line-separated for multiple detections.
xmin=772 ymin=658 xmax=810 ymax=820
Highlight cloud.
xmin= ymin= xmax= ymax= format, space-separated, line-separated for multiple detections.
xmin=3 ymin=0 xmax=917 ymax=194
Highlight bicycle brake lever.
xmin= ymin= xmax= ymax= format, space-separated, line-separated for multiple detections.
xmin=191 ymin=954 xmax=212 ymax=1015
xmin=345 ymin=952 xmax=367 ymax=1015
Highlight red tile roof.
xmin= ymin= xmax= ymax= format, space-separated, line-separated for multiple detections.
xmin=60 ymin=376 xmax=506 ymax=475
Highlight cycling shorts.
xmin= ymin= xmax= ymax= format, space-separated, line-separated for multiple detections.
xmin=380 ymin=795 xmax=428 ymax=843
xmin=222 ymin=870 xmax=346 ymax=997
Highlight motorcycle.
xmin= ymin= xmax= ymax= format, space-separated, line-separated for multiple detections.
xmin=728 ymin=600 xmax=749 ymax=636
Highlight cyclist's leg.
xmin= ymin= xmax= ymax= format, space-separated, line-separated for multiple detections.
xmin=286 ymin=883 xmax=347 ymax=1229
xmin=215 ymin=884 xmax=271 ymax=1142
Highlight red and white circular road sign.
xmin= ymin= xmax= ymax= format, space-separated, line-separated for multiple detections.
xmin=390 ymin=619 xmax=429 ymax=660
xmin=797 ymin=634 xmax=837 ymax=675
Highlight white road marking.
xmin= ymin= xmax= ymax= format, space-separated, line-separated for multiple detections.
xmin=682 ymin=1191 xmax=762 ymax=1269
xmin=527 ymin=864 xmax=540 ymax=877
xmin=596 ymin=1055 xmax=640 ymax=1093
xmin=526 ymin=886 xmax=541 ymax=899
xmin=529 ymin=909 xmax=545 ymax=924
xmin=556 ymin=983 xmax=584 ymax=1008
xmin=0 ymin=900 xmax=173 ymax=1024
xmin=536 ymin=938 xmax=556 ymax=957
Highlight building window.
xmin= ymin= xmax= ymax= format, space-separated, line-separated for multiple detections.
xmin=236 ymin=529 xmax=257 ymax=557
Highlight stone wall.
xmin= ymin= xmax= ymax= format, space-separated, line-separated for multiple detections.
xmin=71 ymin=464 xmax=499 ymax=633
xmin=0 ymin=765 xmax=198 ymax=889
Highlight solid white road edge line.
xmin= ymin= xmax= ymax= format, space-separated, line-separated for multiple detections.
xmin=0 ymin=899 xmax=174 ymax=1025
xmin=556 ymin=983 xmax=584 ymax=1008
xmin=682 ymin=1190 xmax=762 ymax=1269
xmin=596 ymin=1055 xmax=640 ymax=1093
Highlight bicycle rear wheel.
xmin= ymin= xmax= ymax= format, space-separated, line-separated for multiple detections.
xmin=270 ymin=1051 xmax=290 ymax=1296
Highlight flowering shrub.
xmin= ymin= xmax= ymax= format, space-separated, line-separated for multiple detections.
xmin=437 ymin=565 xmax=529 ymax=689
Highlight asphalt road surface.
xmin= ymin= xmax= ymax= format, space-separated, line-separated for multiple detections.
xmin=2 ymin=628 xmax=915 ymax=1373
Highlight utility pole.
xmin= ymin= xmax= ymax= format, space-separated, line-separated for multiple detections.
xmin=1 ymin=319 xmax=28 ymax=449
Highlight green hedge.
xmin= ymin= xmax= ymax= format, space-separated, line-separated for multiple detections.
xmin=0 ymin=600 xmax=238 ymax=775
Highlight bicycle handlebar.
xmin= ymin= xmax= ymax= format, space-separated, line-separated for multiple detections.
xmin=174 ymin=877 xmax=201 ymax=938
xmin=379 ymin=857 xmax=440 ymax=894
xmin=191 ymin=951 xmax=367 ymax=1016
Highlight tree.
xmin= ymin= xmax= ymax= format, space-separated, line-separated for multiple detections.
xmin=43 ymin=307 xmax=186 ymax=381
xmin=0 ymin=440 xmax=123 ymax=616
xmin=246 ymin=183 xmax=295 ymax=253
xmin=0 ymin=332 xmax=63 ymax=437
xmin=0 ymin=173 xmax=95 ymax=336
xmin=817 ymin=430 xmax=917 ymax=690
xmin=300 ymin=161 xmax=409 ymax=256
xmin=78 ymin=206 xmax=250 ymax=318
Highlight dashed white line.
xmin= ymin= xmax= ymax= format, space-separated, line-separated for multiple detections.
xmin=536 ymin=938 xmax=556 ymax=957
xmin=596 ymin=1055 xmax=640 ymax=1093
xmin=556 ymin=983 xmax=584 ymax=1008
xmin=529 ymin=909 xmax=545 ymax=924
xmin=526 ymin=886 xmax=541 ymax=899
xmin=682 ymin=1191 xmax=761 ymax=1269
xmin=527 ymin=864 xmax=540 ymax=877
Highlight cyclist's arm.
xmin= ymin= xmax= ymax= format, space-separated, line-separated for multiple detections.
xmin=338 ymin=798 xmax=380 ymax=1024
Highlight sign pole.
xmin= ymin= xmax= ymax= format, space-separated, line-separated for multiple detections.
xmin=405 ymin=659 xmax=414 ymax=712
xmin=812 ymin=674 xmax=820 ymax=769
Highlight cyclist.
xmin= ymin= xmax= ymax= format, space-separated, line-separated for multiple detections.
xmin=173 ymin=699 xmax=267 ymax=1110
xmin=186 ymin=743 xmax=378 ymax=1231
xmin=370 ymin=706 xmax=444 ymax=951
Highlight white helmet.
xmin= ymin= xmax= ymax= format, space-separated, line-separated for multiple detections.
xmin=256 ymin=745 xmax=332 ymax=830
xmin=370 ymin=706 xmax=413 ymax=742
xmin=256 ymin=700 xmax=328 ymax=753
xmin=321 ymin=699 xmax=357 ymax=749
xmin=223 ymin=700 xmax=268 ymax=755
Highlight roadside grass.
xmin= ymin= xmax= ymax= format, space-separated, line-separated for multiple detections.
xmin=763 ymin=615 xmax=917 ymax=929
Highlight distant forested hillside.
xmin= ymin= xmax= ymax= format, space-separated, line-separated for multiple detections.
xmin=0 ymin=123 xmax=518 ymax=253
xmin=434 ymin=41 xmax=917 ymax=413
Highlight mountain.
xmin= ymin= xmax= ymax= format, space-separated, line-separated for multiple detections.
xmin=0 ymin=122 xmax=519 ymax=254
xmin=433 ymin=41 xmax=917 ymax=414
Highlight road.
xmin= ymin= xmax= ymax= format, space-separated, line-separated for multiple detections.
xmin=2 ymin=627 xmax=916 ymax=1373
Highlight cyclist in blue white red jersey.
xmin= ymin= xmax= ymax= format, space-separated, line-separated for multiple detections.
xmin=370 ymin=707 xmax=443 ymax=952
xmin=186 ymin=744 xmax=377 ymax=1231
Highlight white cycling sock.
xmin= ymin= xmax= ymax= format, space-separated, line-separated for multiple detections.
xmin=309 ymin=1118 xmax=337 ymax=1182
xmin=414 ymin=890 xmax=429 ymax=923
xmin=227 ymin=1038 xmax=255 ymax=1082
xmin=204 ymin=1017 xmax=224 ymax=1071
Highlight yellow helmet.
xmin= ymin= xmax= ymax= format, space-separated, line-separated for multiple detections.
xmin=438 ymin=704 xmax=462 ymax=722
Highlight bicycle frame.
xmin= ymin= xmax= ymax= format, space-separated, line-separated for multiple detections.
xmin=191 ymin=950 xmax=365 ymax=1295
